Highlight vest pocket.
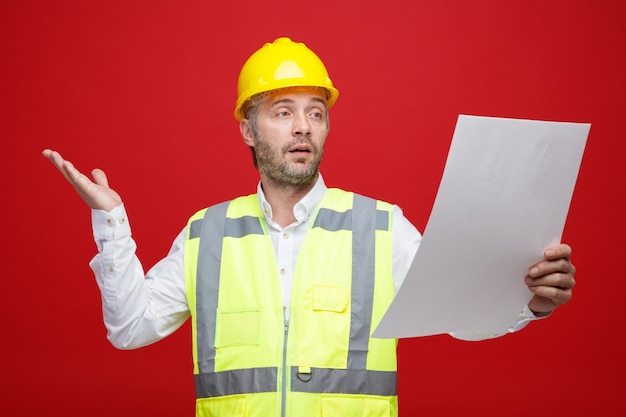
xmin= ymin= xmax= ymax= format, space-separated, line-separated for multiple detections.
xmin=215 ymin=307 xmax=262 ymax=347
xmin=196 ymin=394 xmax=247 ymax=417
xmin=320 ymin=394 xmax=392 ymax=417
xmin=312 ymin=284 xmax=349 ymax=312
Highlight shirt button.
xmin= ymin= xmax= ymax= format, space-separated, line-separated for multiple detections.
xmin=107 ymin=265 xmax=114 ymax=272
xmin=119 ymin=218 xmax=125 ymax=224
xmin=282 ymin=233 xmax=289 ymax=240
xmin=279 ymin=268 xmax=286 ymax=275
xmin=107 ymin=219 xmax=114 ymax=226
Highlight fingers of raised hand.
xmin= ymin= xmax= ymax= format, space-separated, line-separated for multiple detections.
xmin=91 ymin=168 xmax=110 ymax=188
xmin=43 ymin=149 xmax=83 ymax=185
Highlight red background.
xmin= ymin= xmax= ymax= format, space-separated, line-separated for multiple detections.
xmin=2 ymin=1 xmax=625 ymax=415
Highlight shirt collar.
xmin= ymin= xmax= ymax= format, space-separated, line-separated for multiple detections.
xmin=257 ymin=173 xmax=328 ymax=225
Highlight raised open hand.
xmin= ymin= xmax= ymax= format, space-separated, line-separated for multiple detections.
xmin=43 ymin=149 xmax=123 ymax=212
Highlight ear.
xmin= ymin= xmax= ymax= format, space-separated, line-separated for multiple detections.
xmin=239 ymin=119 xmax=255 ymax=147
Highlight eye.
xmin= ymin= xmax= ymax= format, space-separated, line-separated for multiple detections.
xmin=276 ymin=110 xmax=291 ymax=118
xmin=310 ymin=110 xmax=324 ymax=119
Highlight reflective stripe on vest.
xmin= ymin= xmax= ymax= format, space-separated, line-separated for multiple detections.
xmin=188 ymin=192 xmax=396 ymax=399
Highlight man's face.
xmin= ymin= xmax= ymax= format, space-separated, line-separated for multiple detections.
xmin=243 ymin=87 xmax=329 ymax=188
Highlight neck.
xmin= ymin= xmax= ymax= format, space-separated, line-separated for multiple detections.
xmin=260 ymin=174 xmax=317 ymax=228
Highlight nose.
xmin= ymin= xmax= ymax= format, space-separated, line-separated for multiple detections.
xmin=292 ymin=111 xmax=311 ymax=137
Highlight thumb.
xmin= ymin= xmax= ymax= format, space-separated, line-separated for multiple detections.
xmin=91 ymin=168 xmax=110 ymax=188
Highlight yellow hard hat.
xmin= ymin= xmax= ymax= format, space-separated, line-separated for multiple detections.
xmin=234 ymin=37 xmax=339 ymax=121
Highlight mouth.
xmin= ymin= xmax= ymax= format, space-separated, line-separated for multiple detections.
xmin=287 ymin=144 xmax=312 ymax=154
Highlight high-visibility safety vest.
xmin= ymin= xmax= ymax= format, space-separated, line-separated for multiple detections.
xmin=184 ymin=188 xmax=399 ymax=417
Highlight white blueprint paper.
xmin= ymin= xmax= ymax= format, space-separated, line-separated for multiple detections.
xmin=372 ymin=115 xmax=590 ymax=338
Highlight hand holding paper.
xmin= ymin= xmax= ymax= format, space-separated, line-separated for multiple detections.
xmin=372 ymin=115 xmax=590 ymax=339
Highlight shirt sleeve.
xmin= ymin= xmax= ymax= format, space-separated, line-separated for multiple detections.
xmin=89 ymin=204 xmax=190 ymax=349
xmin=391 ymin=205 xmax=546 ymax=341
xmin=391 ymin=205 xmax=422 ymax=294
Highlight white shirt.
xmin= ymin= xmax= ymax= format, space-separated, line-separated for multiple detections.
xmin=89 ymin=174 xmax=539 ymax=349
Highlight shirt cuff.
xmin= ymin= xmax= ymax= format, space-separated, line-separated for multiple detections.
xmin=512 ymin=304 xmax=550 ymax=330
xmin=450 ymin=305 xmax=549 ymax=341
xmin=92 ymin=204 xmax=130 ymax=243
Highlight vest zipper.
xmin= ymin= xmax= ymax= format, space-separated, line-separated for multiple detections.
xmin=281 ymin=317 xmax=289 ymax=417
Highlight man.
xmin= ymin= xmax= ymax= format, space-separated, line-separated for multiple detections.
xmin=43 ymin=37 xmax=575 ymax=416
